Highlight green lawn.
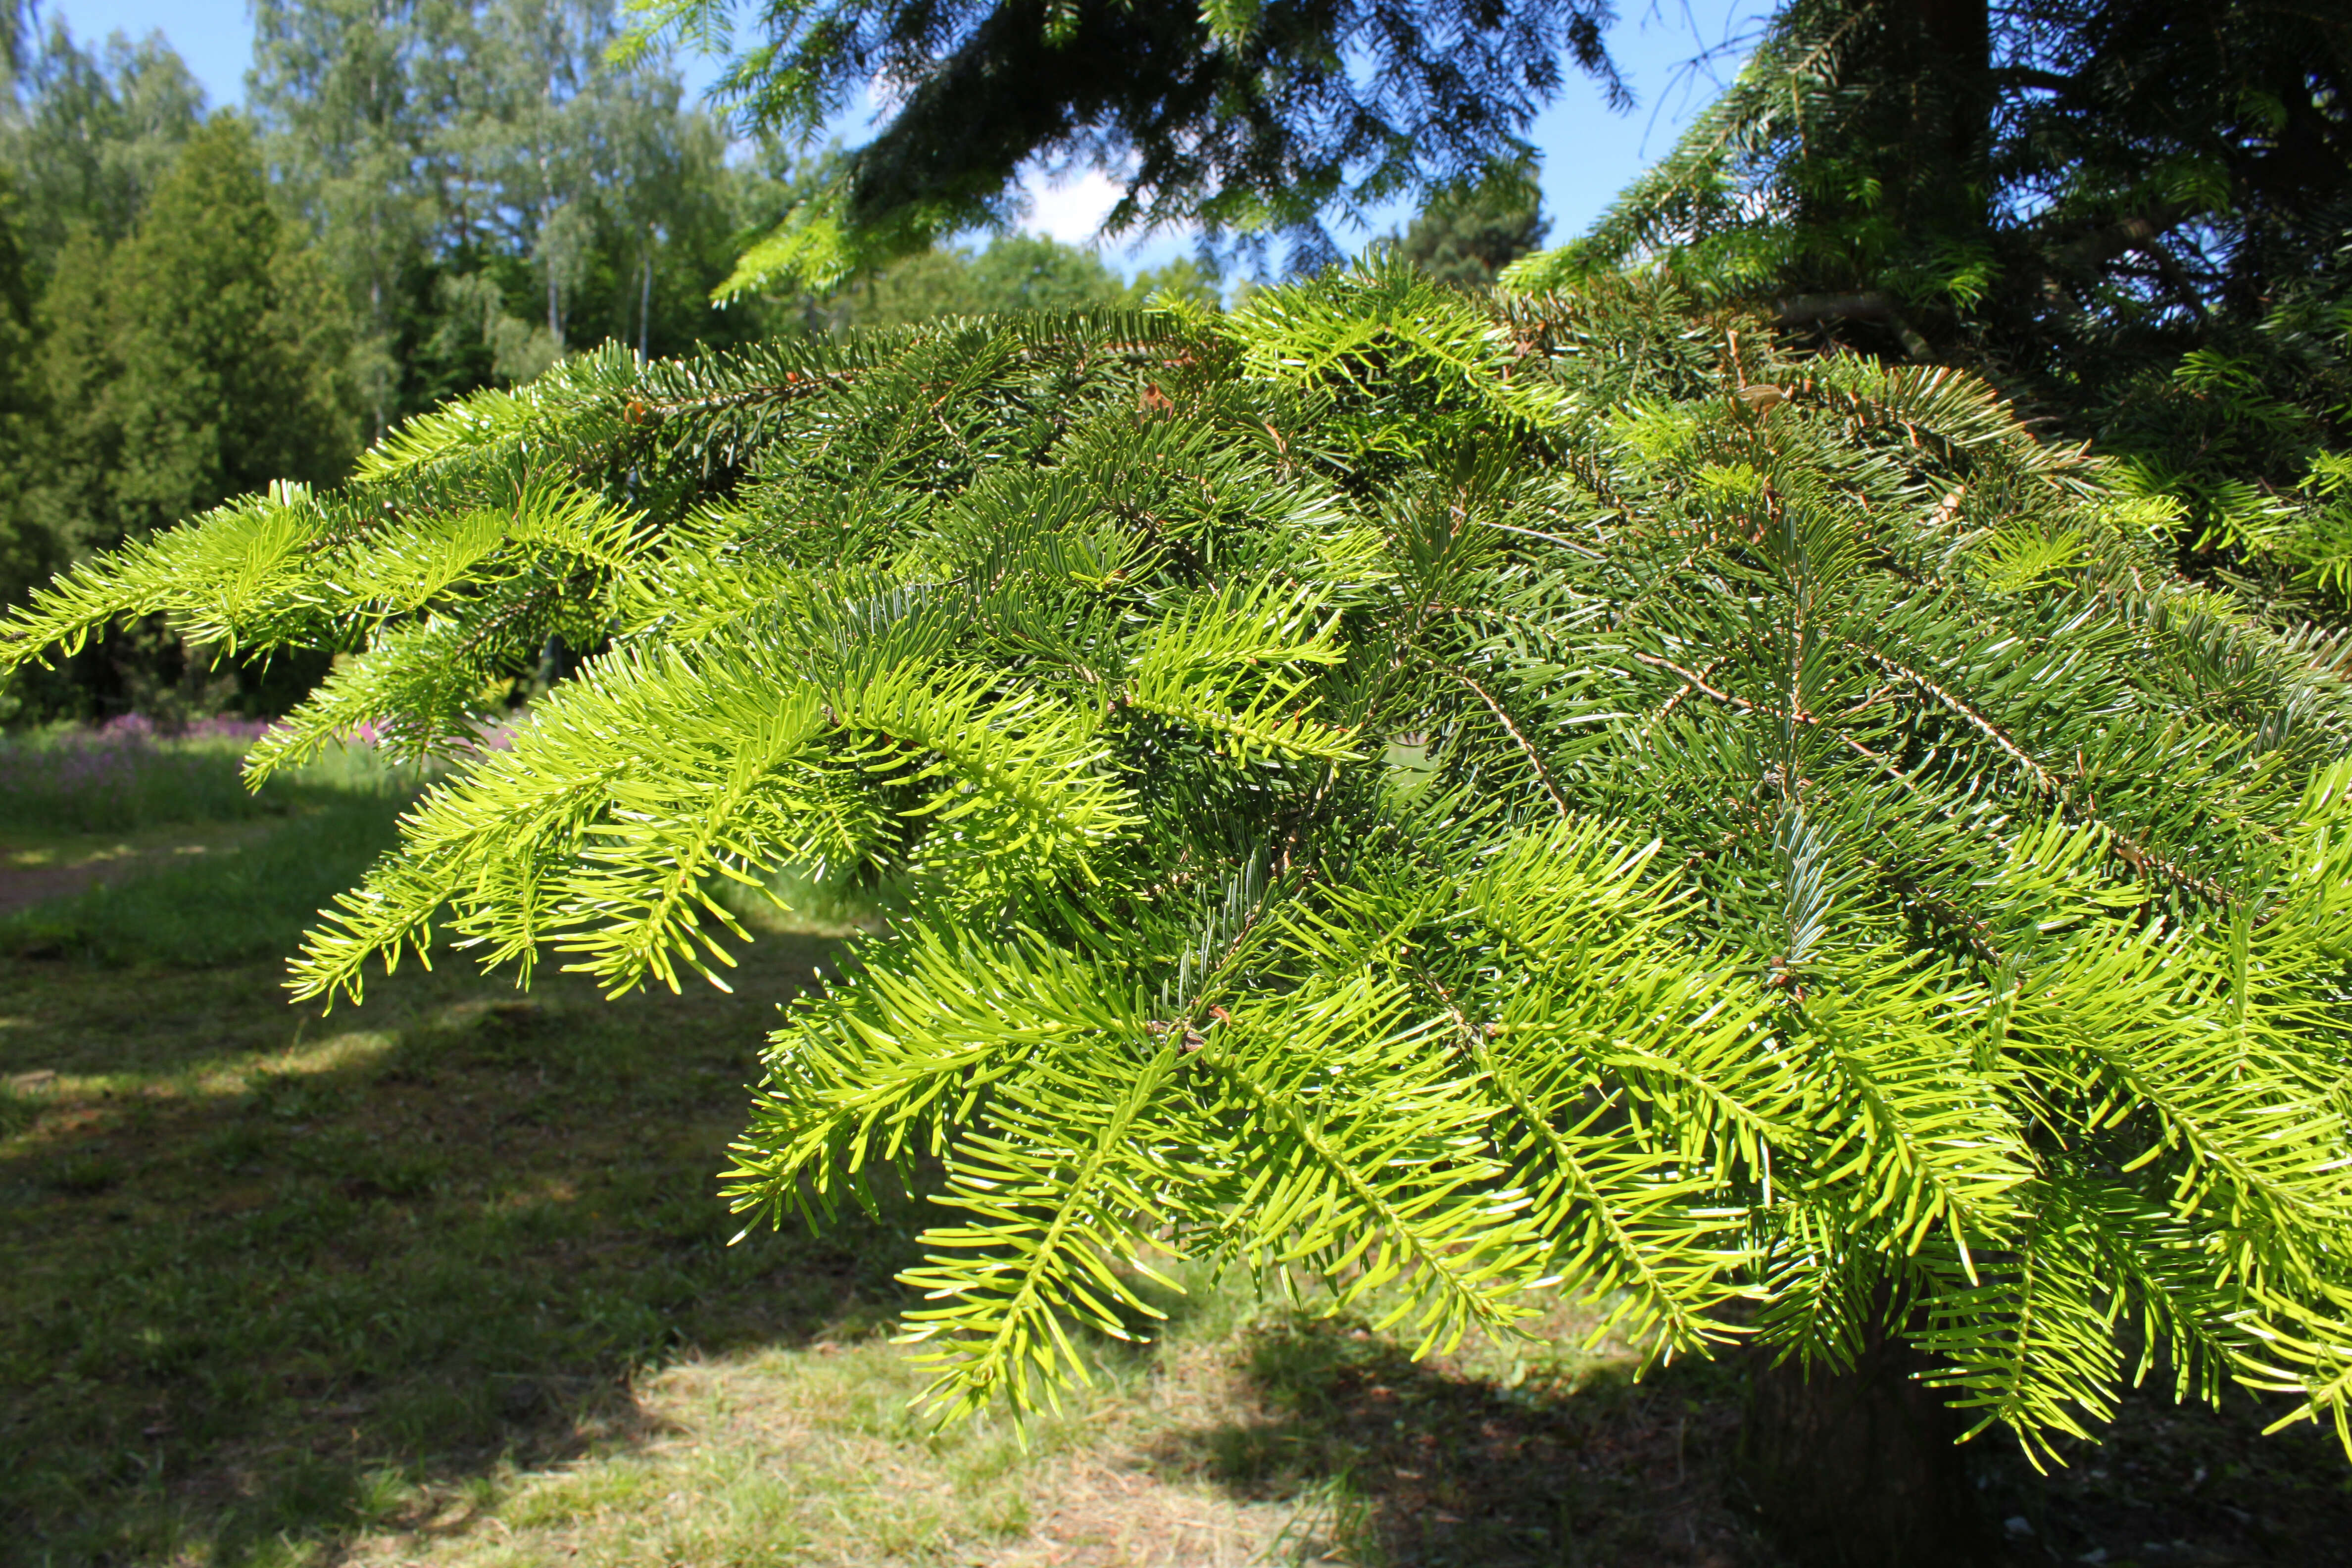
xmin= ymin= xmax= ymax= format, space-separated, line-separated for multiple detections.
xmin=0 ymin=753 xmax=2347 ymax=1567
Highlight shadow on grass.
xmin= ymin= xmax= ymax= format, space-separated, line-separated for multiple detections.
xmin=1147 ymin=1312 xmax=1764 ymax=1568
xmin=7 ymin=806 xmax=2348 ymax=1568
xmin=0 ymin=934 xmax=917 ymax=1568
xmin=1154 ymin=1311 xmax=2352 ymax=1568
xmin=1969 ymin=1383 xmax=2352 ymax=1568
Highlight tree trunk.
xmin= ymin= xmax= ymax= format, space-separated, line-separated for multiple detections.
xmin=638 ymin=240 xmax=652 ymax=360
xmin=1742 ymin=1327 xmax=1996 ymax=1568
xmin=1891 ymin=0 xmax=1995 ymax=229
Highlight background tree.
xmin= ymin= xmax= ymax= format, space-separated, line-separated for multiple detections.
xmin=2 ymin=7 xmax=214 ymax=639
xmin=1393 ymin=163 xmax=1550 ymax=289
xmin=17 ymin=114 xmax=357 ymax=717
xmin=248 ymin=0 xmax=480 ymax=438
xmin=0 ymin=10 xmax=205 ymax=272
xmin=3 ymin=0 xmax=1232 ymax=722
xmin=0 ymin=168 xmax=46 ymax=611
xmin=826 ymin=230 xmax=1217 ymax=330
xmin=250 ymin=0 xmax=769 ymax=424
xmin=10 ymin=268 xmax=2352 ymax=1566
xmin=98 ymin=117 xmax=359 ymax=550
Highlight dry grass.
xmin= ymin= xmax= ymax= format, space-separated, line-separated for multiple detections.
xmin=334 ymin=1337 xmax=1311 ymax=1568
xmin=323 ymin=1284 xmax=1764 ymax=1568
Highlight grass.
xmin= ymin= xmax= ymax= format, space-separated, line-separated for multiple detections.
xmin=0 ymin=935 xmax=882 ymax=1565
xmin=0 ymin=719 xmax=343 ymax=837
xmin=0 ymin=737 xmax=421 ymax=967
xmin=1 ymin=733 xmax=2349 ymax=1567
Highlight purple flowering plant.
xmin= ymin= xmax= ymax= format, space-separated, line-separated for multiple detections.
xmin=0 ymin=715 xmax=296 ymax=836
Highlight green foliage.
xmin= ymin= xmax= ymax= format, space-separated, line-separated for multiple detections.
xmin=9 ymin=3 xmax=1216 ymax=727
xmin=627 ymin=0 xmax=1626 ymax=291
xmin=83 ymin=116 xmax=360 ymax=549
xmin=2088 ymin=252 xmax=2352 ymax=603
xmin=815 ymin=233 xmax=1218 ymax=333
xmin=247 ymin=0 xmax=780 ymax=431
xmin=11 ymin=261 xmax=2352 ymax=1466
xmin=0 ymin=167 xmax=44 ymax=607
xmin=1394 ymin=164 xmax=1550 ymax=291
xmin=0 ymin=13 xmax=210 ymax=632
xmin=0 ymin=11 xmax=206 ymax=270
xmin=1500 ymin=0 xmax=2352 ymax=604
xmin=4 ymin=115 xmax=359 ymax=723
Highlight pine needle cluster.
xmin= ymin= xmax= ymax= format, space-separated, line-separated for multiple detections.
xmin=9 ymin=262 xmax=2352 ymax=1458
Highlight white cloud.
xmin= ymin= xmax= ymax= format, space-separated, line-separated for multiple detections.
xmin=1019 ymin=166 xmax=1129 ymax=246
xmin=1012 ymin=162 xmax=1201 ymax=277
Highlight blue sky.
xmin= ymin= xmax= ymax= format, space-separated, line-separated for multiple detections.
xmin=41 ymin=0 xmax=1767 ymax=275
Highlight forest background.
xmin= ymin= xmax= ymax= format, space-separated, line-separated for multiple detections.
xmin=3 ymin=0 xmax=1533 ymax=722
xmin=8 ymin=0 xmax=2352 ymax=730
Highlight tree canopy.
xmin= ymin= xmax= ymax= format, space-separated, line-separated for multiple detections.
xmin=1393 ymin=163 xmax=1550 ymax=290
xmin=245 ymin=0 xmax=774 ymax=433
xmin=805 ymin=230 xmax=1218 ymax=332
xmin=1 ymin=10 xmax=205 ymax=268
xmin=77 ymin=116 xmax=360 ymax=553
xmin=625 ymin=0 xmax=1626 ymax=294
xmin=9 ymin=266 xmax=2352 ymax=1467
xmin=1503 ymin=0 xmax=2352 ymax=599
xmin=1509 ymin=0 xmax=2351 ymax=356
xmin=0 ymin=0 xmax=827 ymax=716
xmin=1 ymin=108 xmax=360 ymax=718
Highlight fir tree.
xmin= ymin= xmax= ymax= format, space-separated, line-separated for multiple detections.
xmin=27 ymin=224 xmax=119 ymax=567
xmin=1500 ymin=0 xmax=2352 ymax=603
xmin=19 ymin=115 xmax=357 ymax=717
xmin=0 ymin=167 xmax=48 ymax=610
xmin=621 ymin=0 xmax=1628 ymax=290
xmin=97 ymin=116 xmax=359 ymax=549
xmin=1394 ymin=164 xmax=1550 ymax=290
xmin=9 ymin=266 xmax=2352 ymax=1563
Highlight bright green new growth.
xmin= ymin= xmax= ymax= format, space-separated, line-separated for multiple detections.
xmin=9 ymin=264 xmax=2352 ymax=1458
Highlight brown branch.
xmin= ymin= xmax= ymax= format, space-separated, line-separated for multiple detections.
xmin=2048 ymin=202 xmax=2204 ymax=275
xmin=1635 ymin=655 xmax=1728 ymax=745
xmin=1448 ymin=667 xmax=1572 ymax=818
xmin=1632 ymin=650 xmax=1759 ymax=715
xmin=1858 ymin=646 xmax=2066 ymax=795
xmin=1989 ymin=66 xmax=2076 ymax=95
xmin=1855 ymin=642 xmax=2235 ymax=906
xmin=1772 ymin=292 xmax=1901 ymax=328
xmin=1768 ymin=293 xmax=1933 ymax=360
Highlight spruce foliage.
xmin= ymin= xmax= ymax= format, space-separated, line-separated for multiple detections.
xmin=11 ymin=265 xmax=2352 ymax=1457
